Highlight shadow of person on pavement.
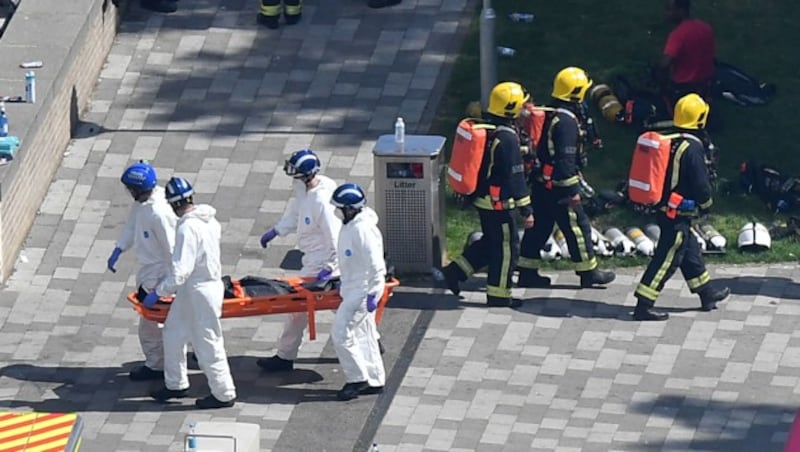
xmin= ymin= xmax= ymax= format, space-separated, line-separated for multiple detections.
xmin=0 ymin=357 xmax=336 ymax=412
xmin=629 ymin=394 xmax=796 ymax=451
xmin=512 ymin=297 xmax=699 ymax=320
xmin=712 ymin=276 xmax=800 ymax=300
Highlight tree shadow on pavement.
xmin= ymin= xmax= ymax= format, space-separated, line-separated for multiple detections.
xmin=712 ymin=276 xmax=800 ymax=300
xmin=0 ymin=356 xmax=338 ymax=413
xmin=629 ymin=394 xmax=796 ymax=451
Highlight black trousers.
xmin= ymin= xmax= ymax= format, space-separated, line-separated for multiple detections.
xmin=518 ymin=182 xmax=597 ymax=273
xmin=453 ymin=209 xmax=518 ymax=300
xmin=635 ymin=215 xmax=710 ymax=305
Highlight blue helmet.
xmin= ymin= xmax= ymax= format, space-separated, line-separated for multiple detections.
xmin=331 ymin=183 xmax=366 ymax=209
xmin=121 ymin=162 xmax=157 ymax=190
xmin=165 ymin=177 xmax=194 ymax=204
xmin=284 ymin=149 xmax=321 ymax=179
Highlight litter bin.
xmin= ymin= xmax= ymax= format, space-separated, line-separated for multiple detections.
xmin=373 ymin=134 xmax=446 ymax=274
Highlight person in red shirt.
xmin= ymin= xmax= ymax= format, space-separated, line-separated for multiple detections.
xmin=659 ymin=0 xmax=716 ymax=113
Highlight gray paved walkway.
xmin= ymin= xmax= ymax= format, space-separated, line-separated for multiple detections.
xmin=1 ymin=0 xmax=799 ymax=451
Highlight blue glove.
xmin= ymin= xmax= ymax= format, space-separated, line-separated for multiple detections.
xmin=107 ymin=247 xmax=122 ymax=273
xmin=316 ymin=268 xmax=333 ymax=283
xmin=142 ymin=291 xmax=160 ymax=308
xmin=366 ymin=294 xmax=378 ymax=313
xmin=260 ymin=228 xmax=278 ymax=248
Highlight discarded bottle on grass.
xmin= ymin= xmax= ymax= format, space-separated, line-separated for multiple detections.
xmin=497 ymin=46 xmax=517 ymax=57
xmin=509 ymin=13 xmax=534 ymax=22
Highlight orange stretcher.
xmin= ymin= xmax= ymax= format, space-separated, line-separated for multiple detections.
xmin=127 ymin=276 xmax=399 ymax=340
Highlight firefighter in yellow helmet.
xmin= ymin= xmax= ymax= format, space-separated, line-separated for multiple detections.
xmin=441 ymin=82 xmax=535 ymax=307
xmin=518 ymin=67 xmax=616 ymax=289
xmin=258 ymin=0 xmax=302 ymax=29
xmin=632 ymin=93 xmax=729 ymax=321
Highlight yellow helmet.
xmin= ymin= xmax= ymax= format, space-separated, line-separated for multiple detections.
xmin=673 ymin=93 xmax=710 ymax=129
xmin=487 ymin=82 xmax=530 ymax=119
xmin=552 ymin=67 xmax=593 ymax=102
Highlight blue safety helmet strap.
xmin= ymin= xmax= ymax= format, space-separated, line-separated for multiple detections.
xmin=121 ymin=161 xmax=157 ymax=190
xmin=284 ymin=149 xmax=321 ymax=179
xmin=165 ymin=177 xmax=194 ymax=203
xmin=331 ymin=183 xmax=366 ymax=209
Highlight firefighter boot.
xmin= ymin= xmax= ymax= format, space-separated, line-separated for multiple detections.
xmin=486 ymin=296 xmax=521 ymax=308
xmin=441 ymin=263 xmax=464 ymax=296
xmin=257 ymin=14 xmax=279 ymax=29
xmin=578 ymin=269 xmax=616 ymax=288
xmin=698 ymin=285 xmax=731 ymax=312
xmin=283 ymin=0 xmax=302 ymax=25
xmin=632 ymin=297 xmax=669 ymax=321
xmin=517 ymin=268 xmax=552 ymax=288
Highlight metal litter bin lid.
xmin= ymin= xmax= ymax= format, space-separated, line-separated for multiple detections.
xmin=372 ymin=134 xmax=445 ymax=157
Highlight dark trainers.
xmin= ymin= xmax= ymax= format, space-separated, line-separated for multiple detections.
xmin=441 ymin=265 xmax=461 ymax=296
xmin=129 ymin=365 xmax=164 ymax=381
xmin=195 ymin=394 xmax=236 ymax=409
xmin=257 ymin=13 xmax=279 ymax=29
xmin=256 ymin=355 xmax=294 ymax=372
xmin=150 ymin=386 xmax=188 ymax=402
xmin=517 ymin=270 xmax=552 ymax=288
xmin=700 ymin=286 xmax=731 ymax=311
xmin=579 ymin=269 xmax=616 ymax=288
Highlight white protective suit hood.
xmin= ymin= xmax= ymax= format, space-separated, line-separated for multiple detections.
xmin=338 ymin=207 xmax=386 ymax=301
xmin=156 ymin=204 xmax=222 ymax=296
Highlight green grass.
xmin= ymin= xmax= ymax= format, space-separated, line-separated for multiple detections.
xmin=431 ymin=0 xmax=800 ymax=267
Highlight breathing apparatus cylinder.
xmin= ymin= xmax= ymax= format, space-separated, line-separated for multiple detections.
xmin=589 ymin=83 xmax=623 ymax=123
xmin=626 ymin=226 xmax=655 ymax=256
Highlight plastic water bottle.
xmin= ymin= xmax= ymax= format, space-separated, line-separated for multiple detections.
xmin=369 ymin=443 xmax=380 ymax=452
xmin=25 ymin=71 xmax=36 ymax=104
xmin=0 ymin=103 xmax=7 ymax=137
xmin=497 ymin=46 xmax=516 ymax=57
xmin=509 ymin=12 xmax=535 ymax=22
xmin=394 ymin=117 xmax=405 ymax=145
xmin=187 ymin=422 xmax=197 ymax=452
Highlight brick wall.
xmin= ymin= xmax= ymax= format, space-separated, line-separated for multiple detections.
xmin=0 ymin=0 xmax=125 ymax=281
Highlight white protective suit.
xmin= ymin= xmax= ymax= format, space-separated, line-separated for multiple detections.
xmin=156 ymin=204 xmax=236 ymax=402
xmin=272 ymin=175 xmax=341 ymax=360
xmin=115 ymin=186 xmax=177 ymax=371
xmin=332 ymin=207 xmax=386 ymax=386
